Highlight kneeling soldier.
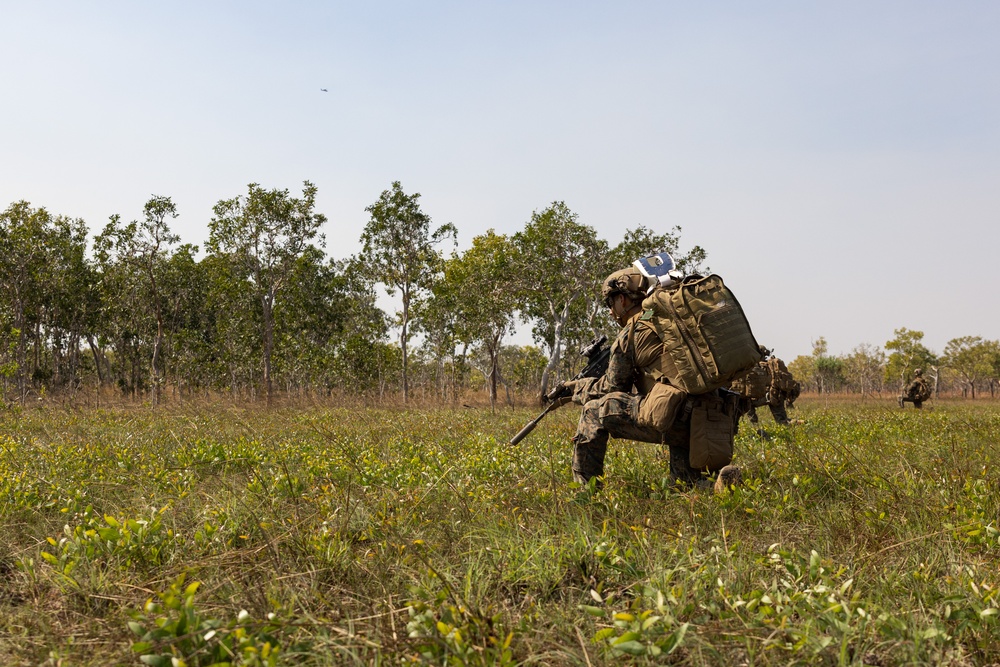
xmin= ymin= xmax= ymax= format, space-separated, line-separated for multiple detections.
xmin=559 ymin=266 xmax=741 ymax=493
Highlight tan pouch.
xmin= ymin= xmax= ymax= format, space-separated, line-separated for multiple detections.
xmin=637 ymin=382 xmax=687 ymax=432
xmin=689 ymin=393 xmax=737 ymax=471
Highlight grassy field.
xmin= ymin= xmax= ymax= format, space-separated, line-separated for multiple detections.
xmin=1 ymin=398 xmax=999 ymax=666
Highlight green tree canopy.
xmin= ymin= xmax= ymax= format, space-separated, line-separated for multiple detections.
xmin=512 ymin=202 xmax=607 ymax=399
xmin=884 ymin=328 xmax=937 ymax=389
xmin=208 ymin=181 xmax=326 ymax=404
xmin=942 ymin=336 xmax=995 ymax=399
xmin=442 ymin=231 xmax=519 ymax=410
xmin=361 ymin=182 xmax=456 ymax=404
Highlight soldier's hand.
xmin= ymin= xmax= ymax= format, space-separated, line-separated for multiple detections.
xmin=545 ymin=379 xmax=581 ymax=404
xmin=549 ymin=394 xmax=573 ymax=409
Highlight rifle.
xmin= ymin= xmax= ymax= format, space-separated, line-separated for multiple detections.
xmin=508 ymin=334 xmax=611 ymax=446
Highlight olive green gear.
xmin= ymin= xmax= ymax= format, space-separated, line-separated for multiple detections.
xmin=601 ymin=267 xmax=648 ymax=305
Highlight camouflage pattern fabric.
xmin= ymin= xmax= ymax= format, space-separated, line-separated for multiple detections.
xmin=730 ymin=364 xmax=769 ymax=401
xmin=570 ymin=390 xmax=701 ymax=486
xmin=786 ymin=380 xmax=801 ymax=407
xmin=900 ymin=376 xmax=931 ymax=407
xmin=570 ymin=313 xmax=704 ymax=486
xmin=746 ymin=400 xmax=790 ymax=426
xmin=766 ymin=396 xmax=790 ymax=424
xmin=738 ymin=357 xmax=792 ymax=425
xmin=766 ymin=357 xmax=796 ymax=393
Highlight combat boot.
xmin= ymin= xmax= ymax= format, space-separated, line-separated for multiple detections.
xmin=713 ymin=465 xmax=742 ymax=494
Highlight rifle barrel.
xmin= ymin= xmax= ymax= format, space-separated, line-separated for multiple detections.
xmin=508 ymin=420 xmax=538 ymax=446
xmin=509 ymin=404 xmax=555 ymax=446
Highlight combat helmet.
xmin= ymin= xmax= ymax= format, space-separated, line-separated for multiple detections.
xmin=601 ymin=267 xmax=648 ymax=306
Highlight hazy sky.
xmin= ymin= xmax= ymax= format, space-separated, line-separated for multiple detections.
xmin=3 ymin=1 xmax=998 ymax=360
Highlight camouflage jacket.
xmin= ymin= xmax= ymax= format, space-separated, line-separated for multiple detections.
xmin=906 ymin=376 xmax=930 ymax=400
xmin=572 ymin=312 xmax=664 ymax=405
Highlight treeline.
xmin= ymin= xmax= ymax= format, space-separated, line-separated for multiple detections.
xmin=786 ymin=330 xmax=1000 ymax=399
xmin=0 ymin=181 xmax=706 ymax=407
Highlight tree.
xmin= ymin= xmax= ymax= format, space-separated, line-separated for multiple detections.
xmin=810 ymin=337 xmax=845 ymax=394
xmin=512 ymin=202 xmax=607 ymax=399
xmin=787 ymin=355 xmax=816 ymax=393
xmin=198 ymin=252 xmax=261 ymax=396
xmin=156 ymin=243 xmax=208 ymax=397
xmin=884 ymin=328 xmax=937 ymax=390
xmin=441 ymin=231 xmax=519 ymax=410
xmin=273 ymin=250 xmax=388 ymax=393
xmin=499 ymin=345 xmax=548 ymax=396
xmin=208 ymin=181 xmax=327 ymax=405
xmin=360 ymin=181 xmax=456 ymax=404
xmin=842 ymin=343 xmax=886 ymax=397
xmin=987 ymin=341 xmax=1000 ymax=398
xmin=94 ymin=196 xmax=181 ymax=404
xmin=0 ymin=202 xmax=90 ymax=402
xmin=942 ymin=336 xmax=994 ymax=399
xmin=0 ymin=202 xmax=52 ymax=400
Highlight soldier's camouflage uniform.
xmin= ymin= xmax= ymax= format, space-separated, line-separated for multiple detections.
xmin=569 ymin=312 xmax=704 ymax=486
xmin=900 ymin=374 xmax=930 ymax=408
xmin=736 ymin=360 xmax=793 ymax=426
xmin=764 ymin=357 xmax=796 ymax=425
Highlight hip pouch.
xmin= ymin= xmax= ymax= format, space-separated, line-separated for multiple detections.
xmin=637 ymin=382 xmax=687 ymax=432
xmin=689 ymin=392 xmax=738 ymax=471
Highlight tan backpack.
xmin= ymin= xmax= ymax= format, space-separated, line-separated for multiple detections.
xmin=730 ymin=363 xmax=769 ymax=400
xmin=767 ymin=357 xmax=796 ymax=394
xmin=638 ymin=274 xmax=763 ymax=394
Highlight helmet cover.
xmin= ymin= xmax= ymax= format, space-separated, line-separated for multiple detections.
xmin=601 ymin=267 xmax=648 ymax=306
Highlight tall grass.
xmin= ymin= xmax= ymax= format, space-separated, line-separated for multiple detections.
xmin=1 ymin=398 xmax=998 ymax=665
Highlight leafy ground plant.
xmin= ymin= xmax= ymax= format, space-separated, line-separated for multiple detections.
xmin=1 ymin=399 xmax=999 ymax=665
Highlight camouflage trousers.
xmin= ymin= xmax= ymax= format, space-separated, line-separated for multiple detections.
xmin=571 ymin=391 xmax=703 ymax=486
xmin=747 ymin=399 xmax=790 ymax=425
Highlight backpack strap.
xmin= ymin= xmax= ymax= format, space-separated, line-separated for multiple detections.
xmin=631 ymin=312 xmax=670 ymax=385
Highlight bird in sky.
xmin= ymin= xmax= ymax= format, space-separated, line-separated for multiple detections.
xmin=320 ymin=88 xmax=328 ymax=92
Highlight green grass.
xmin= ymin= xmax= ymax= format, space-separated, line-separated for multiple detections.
xmin=1 ymin=398 xmax=999 ymax=665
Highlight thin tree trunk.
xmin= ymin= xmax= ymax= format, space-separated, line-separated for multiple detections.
xmin=262 ymin=293 xmax=275 ymax=406
xmin=400 ymin=289 xmax=410 ymax=404
xmin=151 ymin=317 xmax=164 ymax=406
xmin=538 ymin=301 xmax=570 ymax=402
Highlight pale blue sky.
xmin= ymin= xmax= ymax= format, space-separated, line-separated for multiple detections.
xmin=3 ymin=2 xmax=998 ymax=360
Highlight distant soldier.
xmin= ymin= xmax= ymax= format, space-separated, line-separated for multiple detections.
xmin=729 ymin=347 xmax=771 ymax=424
xmin=733 ymin=346 xmax=798 ymax=426
xmin=764 ymin=353 xmax=798 ymax=425
xmin=899 ymin=369 xmax=931 ymax=409
xmin=786 ymin=378 xmax=801 ymax=408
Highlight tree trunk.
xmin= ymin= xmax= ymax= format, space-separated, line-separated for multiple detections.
xmin=151 ymin=316 xmax=164 ymax=406
xmin=488 ymin=347 xmax=498 ymax=413
xmin=400 ymin=289 xmax=410 ymax=404
xmin=539 ymin=301 xmax=570 ymax=402
xmin=262 ymin=293 xmax=275 ymax=407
